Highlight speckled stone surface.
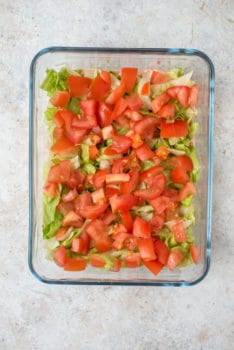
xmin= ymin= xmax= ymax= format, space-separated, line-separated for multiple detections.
xmin=0 ymin=0 xmax=234 ymax=349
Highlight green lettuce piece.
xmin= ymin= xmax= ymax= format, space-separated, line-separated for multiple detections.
xmin=141 ymin=160 xmax=155 ymax=171
xmin=44 ymin=107 xmax=58 ymax=121
xmin=81 ymin=144 xmax=90 ymax=163
xmin=187 ymin=147 xmax=200 ymax=183
xmin=139 ymin=109 xmax=155 ymax=116
xmin=175 ymin=102 xmax=187 ymax=120
xmin=43 ymin=211 xmax=63 ymax=239
xmin=47 ymin=120 xmax=56 ymax=139
xmin=89 ymin=253 xmax=114 ymax=270
xmin=40 ymin=68 xmax=69 ymax=96
xmin=132 ymin=205 xmax=154 ymax=221
xmin=181 ymin=195 xmax=194 ymax=207
xmin=113 ymin=122 xmax=129 ymax=135
xmin=43 ymin=194 xmax=61 ymax=227
xmin=147 ymin=138 xmax=169 ymax=150
xmin=188 ymin=122 xmax=198 ymax=139
xmin=67 ymin=97 xmax=81 ymax=114
xmin=167 ymin=68 xmax=184 ymax=79
xmin=62 ymin=228 xmax=82 ymax=248
xmin=82 ymin=163 xmax=96 ymax=174
xmin=106 ymin=139 xmax=113 ymax=146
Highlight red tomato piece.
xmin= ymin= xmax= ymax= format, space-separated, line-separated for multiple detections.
xmin=169 ymin=155 xmax=193 ymax=172
xmin=51 ymin=136 xmax=77 ymax=154
xmin=142 ymin=260 xmax=164 ymax=275
xmin=160 ymin=120 xmax=188 ymax=138
xmin=71 ymin=114 xmax=97 ymax=129
xmin=112 ymin=258 xmax=121 ymax=272
xmin=111 ymin=97 xmax=128 ymax=120
xmin=93 ymin=168 xmax=109 ymax=189
xmin=55 ymin=227 xmax=71 ymax=241
xmin=91 ymin=75 xmax=110 ymax=101
xmin=62 ymin=189 xmax=78 ymax=203
xmin=48 ymin=160 xmax=71 ymax=184
xmin=53 ymin=127 xmax=64 ymax=141
xmin=94 ymin=234 xmax=112 ymax=253
xmin=97 ymin=102 xmax=112 ymax=127
xmin=150 ymin=213 xmax=165 ymax=234
xmin=150 ymin=196 xmax=170 ymax=214
xmin=178 ymin=181 xmax=196 ymax=201
xmin=141 ymin=82 xmax=150 ymax=96
xmin=79 ymin=203 xmax=108 ymax=220
xmin=80 ymin=99 xmax=97 ymax=115
xmin=102 ymin=211 xmax=117 ymax=225
xmin=190 ymin=244 xmax=199 ymax=264
xmin=140 ymin=165 xmax=163 ymax=181
xmin=120 ymin=211 xmax=133 ymax=231
xmin=154 ymin=239 xmax=170 ymax=265
xmin=120 ymin=170 xmax=139 ymax=194
xmin=134 ymin=117 xmax=160 ymax=139
xmin=105 ymin=173 xmax=130 ymax=185
xmin=64 ymin=257 xmax=87 ymax=271
xmin=135 ymin=174 xmax=166 ymax=200
xmin=86 ymin=219 xmax=108 ymax=241
xmin=71 ymin=237 xmax=84 ymax=253
xmin=66 ymin=169 xmax=85 ymax=191
xmin=133 ymin=216 xmax=151 ymax=238
xmin=171 ymin=220 xmax=186 ymax=242
xmin=109 ymin=194 xmax=138 ymax=212
xmin=151 ymin=92 xmax=170 ymax=113
xmin=57 ymin=201 xmax=74 ymax=216
xmin=151 ymin=70 xmax=170 ymax=84
xmin=79 ymin=230 xmax=90 ymax=255
xmin=90 ymin=255 xmax=106 ymax=268
xmin=167 ymin=248 xmax=184 ymax=270
xmin=68 ymin=76 xmax=91 ymax=97
xmin=125 ymin=253 xmax=141 ymax=268
xmin=53 ymin=111 xmax=65 ymax=128
xmin=170 ymin=167 xmax=189 ymax=184
xmin=166 ymin=86 xmax=180 ymax=98
xmin=53 ymin=246 xmax=67 ymax=267
xmin=112 ymin=157 xmax=128 ymax=174
xmin=91 ymin=188 xmax=106 ymax=204
xmin=125 ymin=94 xmax=144 ymax=111
xmin=135 ymin=144 xmax=154 ymax=161
xmin=106 ymin=135 xmax=132 ymax=154
xmin=112 ymin=232 xmax=131 ymax=250
xmin=155 ymin=146 xmax=169 ymax=160
xmin=100 ymin=70 xmax=111 ymax=86
xmin=102 ymin=125 xmax=114 ymax=140
xmin=106 ymin=83 xmax=126 ymax=105
xmin=188 ymin=84 xmax=199 ymax=107
xmin=157 ymin=103 xmax=175 ymax=119
xmin=50 ymin=91 xmax=70 ymax=107
xmin=177 ymin=86 xmax=190 ymax=106
xmin=89 ymin=145 xmax=99 ymax=160
xmin=43 ymin=182 xmax=58 ymax=197
xmin=138 ymin=238 xmax=156 ymax=261
xmin=121 ymin=67 xmax=138 ymax=93
xmin=62 ymin=211 xmax=84 ymax=228
xmin=66 ymin=127 xmax=88 ymax=144
xmin=105 ymin=186 xmax=120 ymax=199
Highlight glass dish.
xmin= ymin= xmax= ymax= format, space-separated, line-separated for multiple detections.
xmin=29 ymin=47 xmax=214 ymax=286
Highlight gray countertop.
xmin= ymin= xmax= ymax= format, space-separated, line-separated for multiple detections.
xmin=0 ymin=0 xmax=234 ymax=349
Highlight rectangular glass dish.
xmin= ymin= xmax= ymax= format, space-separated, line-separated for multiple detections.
xmin=29 ymin=47 xmax=214 ymax=286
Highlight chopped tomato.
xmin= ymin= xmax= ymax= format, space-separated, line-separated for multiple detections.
xmin=48 ymin=160 xmax=71 ymax=184
xmin=64 ymin=257 xmax=87 ymax=271
xmin=120 ymin=170 xmax=139 ymax=194
xmin=102 ymin=210 xmax=117 ymax=225
xmin=62 ymin=189 xmax=78 ymax=203
xmin=120 ymin=211 xmax=133 ymax=231
xmin=106 ymin=83 xmax=125 ymax=105
xmin=43 ymin=182 xmax=58 ymax=197
xmin=150 ymin=213 xmax=165 ymax=234
xmin=141 ymin=82 xmax=150 ymax=96
xmin=79 ymin=203 xmax=108 ymax=219
xmin=86 ymin=219 xmax=108 ymax=241
xmin=168 ymin=155 xmax=193 ymax=172
xmin=171 ymin=220 xmax=186 ymax=242
xmin=93 ymin=168 xmax=109 ymax=189
xmin=125 ymin=253 xmax=141 ymax=268
xmin=53 ymin=127 xmax=64 ymax=141
xmin=166 ymin=85 xmax=190 ymax=106
xmin=100 ymin=70 xmax=111 ymax=86
xmin=53 ymin=246 xmax=67 ymax=267
xmin=62 ymin=211 xmax=83 ymax=228
xmin=105 ymin=186 xmax=120 ymax=199
xmin=157 ymin=103 xmax=175 ymax=119
xmin=151 ymin=70 xmax=170 ymax=84
xmin=112 ymin=258 xmax=121 ymax=272
xmin=136 ymin=144 xmax=154 ymax=161
xmin=71 ymin=237 xmax=84 ymax=253
xmin=55 ymin=227 xmax=71 ymax=242
xmin=155 ymin=146 xmax=169 ymax=160
xmin=133 ymin=216 xmax=151 ymax=238
xmin=188 ymin=84 xmax=199 ymax=107
xmin=105 ymin=173 xmax=130 ymax=185
xmin=167 ymin=248 xmax=184 ymax=270
xmin=109 ymin=194 xmax=138 ymax=212
xmin=170 ymin=167 xmax=189 ymax=184
xmin=125 ymin=109 xmax=143 ymax=121
xmin=97 ymin=102 xmax=112 ymax=127
xmin=51 ymin=136 xmax=77 ymax=155
xmin=91 ymin=188 xmax=106 ymax=204
xmin=154 ymin=239 xmax=170 ymax=265
xmin=94 ymin=234 xmax=112 ymax=253
xmin=72 ymin=114 xmax=97 ymax=129
xmin=57 ymin=201 xmax=74 ymax=216
xmin=150 ymin=196 xmax=170 ymax=214
xmin=111 ymin=97 xmax=128 ymax=120
xmin=112 ymin=232 xmax=131 ymax=250
xmin=135 ymin=174 xmax=166 ymax=200
xmin=140 ymin=165 xmax=163 ymax=181
xmin=112 ymin=157 xmax=128 ymax=174
xmin=74 ymin=193 xmax=93 ymax=213
xmin=151 ymin=92 xmax=170 ymax=113
xmin=125 ymin=94 xmax=144 ymax=111
xmin=190 ymin=244 xmax=199 ymax=264
xmin=102 ymin=125 xmax=114 ymax=140
xmin=134 ymin=117 xmax=160 ymax=139
xmin=178 ymin=181 xmax=196 ymax=201
xmin=91 ymin=74 xmax=110 ymax=101
xmin=142 ymin=260 xmax=163 ymax=275
xmin=138 ymin=239 xmax=156 ymax=261
xmin=68 ymin=76 xmax=91 ymax=97
xmin=66 ymin=127 xmax=88 ymax=144
xmin=80 ymin=99 xmax=97 ymax=115
xmin=105 ymin=135 xmax=132 ymax=154
xmin=90 ymin=255 xmax=106 ymax=268
xmin=160 ymin=120 xmax=188 ymax=138
xmin=89 ymin=145 xmax=99 ymax=160
xmin=50 ymin=91 xmax=70 ymax=107
xmin=53 ymin=111 xmax=65 ymax=127
xmin=121 ymin=67 xmax=138 ymax=93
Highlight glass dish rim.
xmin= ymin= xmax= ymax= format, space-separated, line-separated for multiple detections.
xmin=29 ymin=46 xmax=215 ymax=286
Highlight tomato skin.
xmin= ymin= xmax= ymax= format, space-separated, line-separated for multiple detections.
xmin=157 ymin=103 xmax=175 ymax=119
xmin=90 ymin=255 xmax=106 ymax=267
xmin=138 ymin=238 xmax=156 ymax=261
xmin=167 ymin=86 xmax=190 ymax=106
xmin=151 ymin=92 xmax=170 ymax=113
xmin=64 ymin=257 xmax=87 ymax=271
xmin=68 ymin=76 xmax=91 ymax=97
xmin=53 ymin=111 xmax=65 ymax=128
xmin=80 ymin=99 xmax=97 ymax=115
xmin=79 ymin=203 xmax=108 ymax=220
xmin=143 ymin=260 xmax=164 ymax=275
xmin=109 ymin=194 xmax=138 ymax=212
xmin=160 ymin=120 xmax=188 ymax=138
xmin=125 ymin=253 xmax=141 ymax=268
xmin=48 ymin=160 xmax=71 ymax=184
xmin=178 ymin=181 xmax=196 ymax=201
xmin=167 ymin=248 xmax=184 ymax=270
xmin=133 ymin=216 xmax=151 ymax=239
xmin=71 ymin=237 xmax=84 ymax=253
xmin=190 ymin=244 xmax=199 ymax=264
xmin=168 ymin=155 xmax=193 ymax=172
xmin=53 ymin=246 xmax=67 ymax=267
xmin=91 ymin=75 xmax=110 ymax=101
xmin=106 ymin=83 xmax=126 ymax=105
xmin=153 ymin=239 xmax=170 ymax=265
xmin=135 ymin=144 xmax=154 ymax=161
xmin=170 ymin=167 xmax=189 ymax=184
xmin=121 ymin=67 xmax=138 ymax=93
xmin=50 ymin=91 xmax=70 ymax=107
xmin=111 ymin=97 xmax=128 ymax=120
xmin=125 ymin=94 xmax=144 ymax=111
xmin=106 ymin=135 xmax=132 ymax=154
xmin=134 ymin=117 xmax=160 ymax=139
xmin=188 ymin=84 xmax=199 ymax=107
xmin=97 ymin=102 xmax=112 ymax=127
xmin=120 ymin=211 xmax=133 ymax=231
xmin=105 ymin=186 xmax=120 ymax=199
xmin=151 ymin=70 xmax=170 ymax=84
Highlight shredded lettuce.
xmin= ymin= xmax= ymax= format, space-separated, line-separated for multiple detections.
xmin=187 ymin=147 xmax=200 ymax=183
xmin=113 ymin=122 xmax=129 ymax=135
xmin=81 ymin=143 xmax=90 ymax=163
xmin=43 ymin=194 xmax=61 ymax=227
xmin=43 ymin=211 xmax=63 ymax=239
xmin=40 ymin=68 xmax=70 ymax=96
xmin=44 ymin=107 xmax=58 ymax=121
xmin=167 ymin=68 xmax=184 ymax=79
xmin=181 ymin=195 xmax=194 ymax=207
xmin=67 ymin=97 xmax=81 ymax=114
xmin=132 ymin=205 xmax=154 ymax=221
xmin=82 ymin=163 xmax=96 ymax=174
xmin=140 ymin=160 xmax=155 ymax=171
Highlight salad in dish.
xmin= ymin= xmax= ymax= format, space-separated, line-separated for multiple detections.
xmin=41 ymin=66 xmax=200 ymax=275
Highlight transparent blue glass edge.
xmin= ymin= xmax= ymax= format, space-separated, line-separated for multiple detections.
xmin=28 ymin=47 xmax=215 ymax=286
